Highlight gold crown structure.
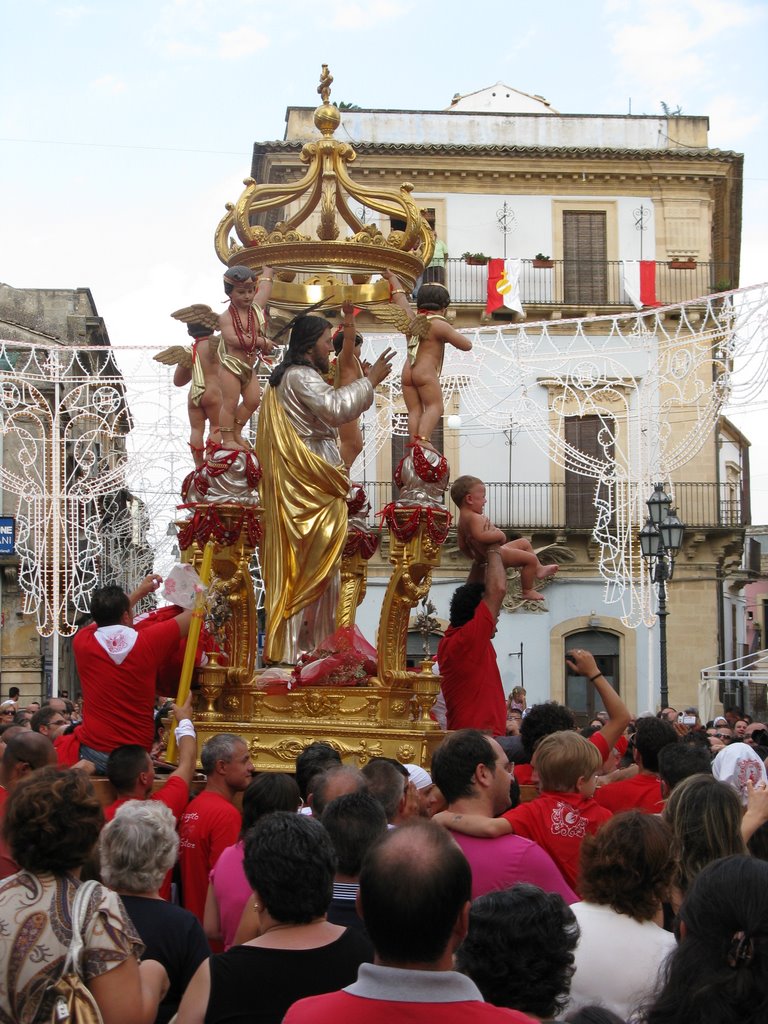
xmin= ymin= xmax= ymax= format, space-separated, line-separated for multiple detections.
xmin=213 ymin=65 xmax=434 ymax=309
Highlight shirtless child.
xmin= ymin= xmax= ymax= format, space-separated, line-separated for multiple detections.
xmin=385 ymin=270 xmax=472 ymax=449
xmin=218 ymin=265 xmax=275 ymax=451
xmin=451 ymin=475 xmax=558 ymax=602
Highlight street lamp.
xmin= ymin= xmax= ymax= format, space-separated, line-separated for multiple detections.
xmin=639 ymin=483 xmax=685 ymax=709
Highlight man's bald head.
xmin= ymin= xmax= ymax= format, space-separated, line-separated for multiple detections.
xmin=1 ymin=731 xmax=57 ymax=789
xmin=359 ymin=820 xmax=471 ymax=966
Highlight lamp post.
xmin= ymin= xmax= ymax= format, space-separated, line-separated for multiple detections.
xmin=639 ymin=483 xmax=686 ymax=709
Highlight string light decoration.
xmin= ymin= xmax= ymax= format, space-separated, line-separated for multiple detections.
xmin=0 ymin=283 xmax=766 ymax=635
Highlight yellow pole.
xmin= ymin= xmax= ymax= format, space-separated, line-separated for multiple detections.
xmin=165 ymin=540 xmax=215 ymax=763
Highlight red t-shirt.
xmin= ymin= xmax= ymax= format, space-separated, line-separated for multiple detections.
xmin=438 ymin=602 xmax=506 ymax=736
xmin=104 ymin=774 xmax=190 ymax=823
xmin=594 ymin=771 xmax=664 ymax=814
xmin=73 ymin=618 xmax=181 ymax=753
xmin=178 ymin=790 xmax=242 ymax=924
xmin=285 ymin=990 xmax=536 ymax=1024
xmin=503 ymin=791 xmax=612 ymax=893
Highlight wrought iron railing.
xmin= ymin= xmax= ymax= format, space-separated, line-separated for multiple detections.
xmin=432 ymin=259 xmax=734 ymax=308
xmin=361 ymin=480 xmax=746 ymax=531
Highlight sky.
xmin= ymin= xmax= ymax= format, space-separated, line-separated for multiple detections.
xmin=2 ymin=0 xmax=767 ymax=510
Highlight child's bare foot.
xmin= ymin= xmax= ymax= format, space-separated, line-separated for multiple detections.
xmin=521 ymin=589 xmax=545 ymax=601
xmin=413 ymin=435 xmax=439 ymax=453
xmin=536 ymin=564 xmax=559 ymax=580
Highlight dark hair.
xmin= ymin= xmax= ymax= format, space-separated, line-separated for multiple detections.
xmin=520 ymin=702 xmax=576 ymax=759
xmin=242 ymin=772 xmax=301 ymax=834
xmin=579 ymin=810 xmax=676 ymax=921
xmin=90 ymin=585 xmax=130 ymax=627
xmin=456 ymin=884 xmax=579 ymax=1018
xmin=415 ymin=283 xmax=450 ymax=310
xmin=448 ymin=582 xmax=486 ymax=628
xmin=295 ymin=741 xmax=342 ymax=800
xmin=658 ymin=742 xmax=712 ymax=792
xmin=321 ymin=790 xmax=388 ymax=876
xmin=30 ymin=706 xmax=64 ymax=733
xmin=662 ymin=774 xmax=746 ymax=894
xmin=8 ymin=687 xmax=20 ymax=699
xmin=223 ymin=265 xmax=257 ymax=296
xmin=566 ymin=1009 xmax=627 ymax=1024
xmin=332 ymin=326 xmax=363 ymax=354
xmin=360 ymin=821 xmax=471 ymax=964
xmin=309 ymin=765 xmax=366 ymax=819
xmin=634 ymin=717 xmax=678 ymax=773
xmin=642 ymin=856 xmax=768 ymax=1024
xmin=4 ymin=766 xmax=103 ymax=873
xmin=747 ymin=821 xmax=768 ymax=861
xmin=269 ymin=314 xmax=332 ymax=388
xmin=361 ymin=760 xmax=406 ymax=820
xmin=107 ymin=745 xmax=151 ymax=793
xmin=243 ymin=812 xmax=336 ymax=923
xmin=431 ymin=730 xmax=497 ymax=805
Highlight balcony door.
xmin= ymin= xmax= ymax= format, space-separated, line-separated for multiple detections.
xmin=564 ymin=415 xmax=614 ymax=528
xmin=563 ymin=210 xmax=607 ymax=305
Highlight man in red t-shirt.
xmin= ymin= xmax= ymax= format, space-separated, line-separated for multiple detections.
xmin=178 ymin=732 xmax=254 ymax=927
xmin=595 ymin=715 xmax=678 ymax=815
xmin=438 ymin=544 xmax=507 ymax=736
xmin=72 ymin=575 xmax=193 ymax=773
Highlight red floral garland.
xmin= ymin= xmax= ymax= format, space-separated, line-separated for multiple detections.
xmin=176 ymin=505 xmax=263 ymax=551
xmin=412 ymin=443 xmax=448 ymax=483
xmin=346 ymin=485 xmax=370 ymax=517
xmin=380 ymin=503 xmax=451 ymax=545
xmin=425 ymin=506 xmax=451 ymax=545
xmin=343 ymin=528 xmax=379 ymax=560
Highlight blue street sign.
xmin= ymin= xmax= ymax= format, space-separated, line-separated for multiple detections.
xmin=0 ymin=518 xmax=15 ymax=555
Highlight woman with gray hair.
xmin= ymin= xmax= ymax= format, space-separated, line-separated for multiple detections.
xmin=100 ymin=801 xmax=209 ymax=1024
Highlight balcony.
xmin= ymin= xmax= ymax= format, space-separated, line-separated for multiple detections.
xmin=439 ymin=259 xmax=733 ymax=311
xmin=362 ymin=481 xmax=747 ymax=532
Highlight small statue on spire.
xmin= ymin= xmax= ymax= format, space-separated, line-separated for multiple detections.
xmin=318 ymin=64 xmax=333 ymax=105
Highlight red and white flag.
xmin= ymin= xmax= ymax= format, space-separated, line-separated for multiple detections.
xmin=486 ymin=258 xmax=524 ymax=316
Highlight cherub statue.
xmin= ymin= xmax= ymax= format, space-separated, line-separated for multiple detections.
xmin=154 ymin=326 xmax=222 ymax=468
xmin=372 ymin=270 xmax=472 ymax=450
xmin=170 ymin=266 xmax=275 ymax=451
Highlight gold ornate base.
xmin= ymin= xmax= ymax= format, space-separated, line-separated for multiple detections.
xmin=192 ymin=671 xmax=444 ymax=770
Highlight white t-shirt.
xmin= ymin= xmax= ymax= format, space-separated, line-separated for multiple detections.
xmin=566 ymin=901 xmax=676 ymax=1019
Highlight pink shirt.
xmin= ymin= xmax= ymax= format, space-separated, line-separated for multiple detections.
xmin=451 ymin=831 xmax=577 ymax=904
xmin=209 ymin=839 xmax=252 ymax=949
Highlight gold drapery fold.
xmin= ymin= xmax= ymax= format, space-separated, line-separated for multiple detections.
xmin=256 ymin=386 xmax=349 ymax=663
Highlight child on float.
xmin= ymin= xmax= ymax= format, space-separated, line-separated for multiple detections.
xmin=451 ymin=474 xmax=558 ymax=601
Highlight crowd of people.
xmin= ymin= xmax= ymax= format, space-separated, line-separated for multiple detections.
xmin=1 ymin=684 xmax=768 ymax=1022
xmin=1 ymin=562 xmax=768 ymax=1023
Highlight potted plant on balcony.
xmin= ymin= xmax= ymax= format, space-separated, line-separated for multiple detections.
xmin=533 ymin=253 xmax=554 ymax=268
xmin=462 ymin=252 xmax=489 ymax=266
xmin=668 ymin=257 xmax=697 ymax=270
